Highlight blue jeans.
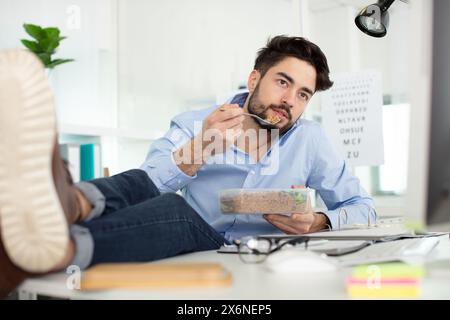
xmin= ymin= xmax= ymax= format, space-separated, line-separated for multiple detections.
xmin=73 ymin=169 xmax=227 ymax=268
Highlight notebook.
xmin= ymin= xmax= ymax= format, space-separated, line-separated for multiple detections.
xmin=81 ymin=262 xmax=232 ymax=290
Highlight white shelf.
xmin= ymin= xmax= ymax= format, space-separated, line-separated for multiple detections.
xmin=59 ymin=123 xmax=164 ymax=141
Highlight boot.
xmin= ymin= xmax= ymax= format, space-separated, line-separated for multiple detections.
xmin=0 ymin=49 xmax=82 ymax=298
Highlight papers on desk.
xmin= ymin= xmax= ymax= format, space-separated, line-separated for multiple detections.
xmin=217 ymin=224 xmax=446 ymax=256
xmin=259 ymin=224 xmax=413 ymax=241
xmin=306 ymin=226 xmax=449 ymax=241
xmin=309 ymin=240 xmax=371 ymax=256
xmin=305 ymin=224 xmax=413 ymax=241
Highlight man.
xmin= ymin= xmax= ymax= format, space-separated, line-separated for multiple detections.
xmin=0 ymin=36 xmax=374 ymax=298
xmin=142 ymin=35 xmax=375 ymax=241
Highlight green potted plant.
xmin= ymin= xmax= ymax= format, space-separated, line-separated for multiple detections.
xmin=20 ymin=23 xmax=74 ymax=69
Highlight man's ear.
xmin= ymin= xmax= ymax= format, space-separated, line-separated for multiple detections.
xmin=247 ymin=70 xmax=261 ymax=93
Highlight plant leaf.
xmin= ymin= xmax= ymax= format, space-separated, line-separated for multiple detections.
xmin=23 ymin=23 xmax=45 ymax=41
xmin=44 ymin=27 xmax=60 ymax=39
xmin=40 ymin=38 xmax=60 ymax=54
xmin=20 ymin=39 xmax=41 ymax=52
xmin=37 ymin=53 xmax=51 ymax=66
xmin=22 ymin=24 xmax=73 ymax=69
xmin=46 ymin=58 xmax=74 ymax=69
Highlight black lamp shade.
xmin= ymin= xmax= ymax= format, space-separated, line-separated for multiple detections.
xmin=355 ymin=0 xmax=395 ymax=38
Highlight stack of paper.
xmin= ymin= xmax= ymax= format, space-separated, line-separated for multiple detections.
xmin=306 ymin=224 xmax=413 ymax=240
xmin=262 ymin=224 xmax=413 ymax=241
xmin=346 ymin=262 xmax=424 ymax=298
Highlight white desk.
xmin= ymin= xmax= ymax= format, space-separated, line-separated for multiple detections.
xmin=16 ymin=235 xmax=450 ymax=300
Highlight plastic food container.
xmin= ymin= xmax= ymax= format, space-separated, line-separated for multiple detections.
xmin=219 ymin=188 xmax=311 ymax=214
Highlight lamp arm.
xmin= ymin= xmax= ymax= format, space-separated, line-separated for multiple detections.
xmin=379 ymin=0 xmax=396 ymax=12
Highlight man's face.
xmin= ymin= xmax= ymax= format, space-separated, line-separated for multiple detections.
xmin=247 ymin=57 xmax=317 ymax=134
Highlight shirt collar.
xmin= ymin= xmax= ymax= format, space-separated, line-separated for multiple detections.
xmin=230 ymin=92 xmax=248 ymax=108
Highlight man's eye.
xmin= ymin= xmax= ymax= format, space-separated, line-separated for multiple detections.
xmin=277 ymin=79 xmax=288 ymax=87
xmin=299 ymin=92 xmax=309 ymax=101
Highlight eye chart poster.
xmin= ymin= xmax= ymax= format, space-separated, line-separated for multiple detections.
xmin=321 ymin=70 xmax=384 ymax=166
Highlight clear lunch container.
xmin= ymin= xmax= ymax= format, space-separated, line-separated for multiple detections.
xmin=219 ymin=188 xmax=311 ymax=214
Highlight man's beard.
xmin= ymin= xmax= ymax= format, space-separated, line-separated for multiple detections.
xmin=247 ymin=84 xmax=295 ymax=134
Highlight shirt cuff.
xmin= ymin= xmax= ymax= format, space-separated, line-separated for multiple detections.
xmin=70 ymin=225 xmax=94 ymax=270
xmin=323 ymin=205 xmax=376 ymax=230
xmin=153 ymin=153 xmax=197 ymax=192
xmin=322 ymin=208 xmax=344 ymax=230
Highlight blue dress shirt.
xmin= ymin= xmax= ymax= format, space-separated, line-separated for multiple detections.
xmin=141 ymin=93 xmax=376 ymax=241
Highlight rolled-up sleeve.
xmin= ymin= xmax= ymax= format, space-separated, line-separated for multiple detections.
xmin=306 ymin=125 xmax=377 ymax=229
xmin=140 ymin=121 xmax=197 ymax=193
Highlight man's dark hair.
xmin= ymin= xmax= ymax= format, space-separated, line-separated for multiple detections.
xmin=254 ymin=35 xmax=333 ymax=92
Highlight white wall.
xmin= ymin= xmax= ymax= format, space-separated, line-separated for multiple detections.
xmin=0 ymin=0 xmax=422 ymax=200
xmin=307 ymin=1 xmax=411 ymax=106
xmin=358 ymin=2 xmax=411 ymax=102
xmin=302 ymin=1 xmax=413 ymax=215
xmin=117 ymin=0 xmax=297 ymax=133
xmin=0 ymin=0 xmax=117 ymax=128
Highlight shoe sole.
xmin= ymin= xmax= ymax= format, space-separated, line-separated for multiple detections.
xmin=0 ymin=50 xmax=69 ymax=273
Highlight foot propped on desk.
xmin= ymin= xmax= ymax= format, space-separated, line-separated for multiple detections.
xmin=0 ymin=49 xmax=83 ymax=299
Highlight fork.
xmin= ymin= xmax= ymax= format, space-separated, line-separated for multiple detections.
xmin=219 ymin=108 xmax=281 ymax=125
